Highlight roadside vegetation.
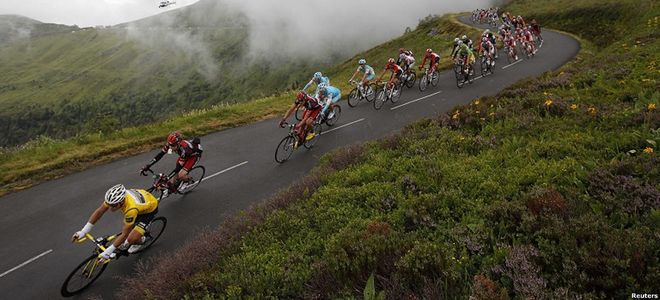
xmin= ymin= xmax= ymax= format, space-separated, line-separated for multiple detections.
xmin=117 ymin=0 xmax=659 ymax=298
xmin=0 ymin=13 xmax=479 ymax=196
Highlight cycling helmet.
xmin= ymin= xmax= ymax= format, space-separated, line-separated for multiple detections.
xmin=454 ymin=37 xmax=460 ymax=42
xmin=399 ymin=48 xmax=405 ymax=53
xmin=358 ymin=59 xmax=366 ymax=65
xmin=457 ymin=40 xmax=464 ymax=46
xmin=387 ymin=58 xmax=395 ymax=64
xmin=317 ymin=83 xmax=328 ymax=95
xmin=313 ymin=72 xmax=322 ymax=79
xmin=167 ymin=131 xmax=181 ymax=146
xmin=485 ymin=29 xmax=490 ymax=34
xmin=426 ymin=48 xmax=433 ymax=53
xmin=104 ymin=184 xmax=126 ymax=206
xmin=461 ymin=35 xmax=467 ymax=40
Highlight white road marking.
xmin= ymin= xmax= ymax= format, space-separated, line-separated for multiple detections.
xmin=390 ymin=91 xmax=443 ymax=110
xmin=321 ymin=118 xmax=365 ymax=135
xmin=202 ymin=161 xmax=248 ymax=182
xmin=0 ymin=249 xmax=53 ymax=278
xmin=502 ymin=59 xmax=523 ymax=69
xmin=474 ymin=75 xmax=484 ymax=80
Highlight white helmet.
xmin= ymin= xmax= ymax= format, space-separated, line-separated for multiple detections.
xmin=358 ymin=59 xmax=366 ymax=65
xmin=104 ymin=184 xmax=126 ymax=206
xmin=454 ymin=37 xmax=460 ymax=42
xmin=461 ymin=35 xmax=467 ymax=40
xmin=313 ymin=72 xmax=322 ymax=79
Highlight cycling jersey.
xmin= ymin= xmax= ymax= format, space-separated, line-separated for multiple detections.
xmin=296 ymin=93 xmax=322 ymax=110
xmin=103 ymin=189 xmax=158 ymax=225
xmin=386 ymin=63 xmax=403 ymax=75
xmin=421 ymin=53 xmax=440 ymax=69
xmin=302 ymin=76 xmax=330 ymax=94
xmin=358 ymin=65 xmax=376 ymax=80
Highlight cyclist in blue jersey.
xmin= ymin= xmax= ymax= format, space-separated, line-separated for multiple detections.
xmin=302 ymin=72 xmax=330 ymax=96
xmin=318 ymin=84 xmax=341 ymax=120
xmin=348 ymin=59 xmax=375 ymax=87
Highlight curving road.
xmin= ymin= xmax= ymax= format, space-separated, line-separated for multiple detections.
xmin=0 ymin=16 xmax=579 ymax=299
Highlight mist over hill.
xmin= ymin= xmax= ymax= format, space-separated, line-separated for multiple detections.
xmin=0 ymin=0 xmax=495 ymax=147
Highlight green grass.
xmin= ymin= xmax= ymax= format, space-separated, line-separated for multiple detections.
xmin=117 ymin=0 xmax=659 ymax=298
xmin=0 ymin=14 xmax=481 ymax=196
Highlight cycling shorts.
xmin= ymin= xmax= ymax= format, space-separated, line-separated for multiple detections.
xmin=176 ymin=156 xmax=199 ymax=172
xmin=330 ymin=93 xmax=341 ymax=104
xmin=365 ymin=73 xmax=375 ymax=81
xmin=133 ymin=208 xmax=158 ymax=235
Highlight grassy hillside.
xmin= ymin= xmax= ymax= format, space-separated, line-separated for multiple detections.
xmin=0 ymin=15 xmax=77 ymax=44
xmin=0 ymin=12 xmax=479 ymax=196
xmin=0 ymin=0 xmax=330 ymax=147
xmin=116 ymin=0 xmax=659 ymax=299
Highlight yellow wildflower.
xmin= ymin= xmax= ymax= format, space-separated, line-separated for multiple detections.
xmin=545 ymin=99 xmax=553 ymax=107
xmin=649 ymin=103 xmax=657 ymax=111
xmin=452 ymin=111 xmax=460 ymax=120
xmin=475 ymin=110 xmax=480 ymax=114
xmin=489 ymin=112 xmax=495 ymax=116
xmin=643 ymin=147 xmax=654 ymax=154
xmin=474 ymin=99 xmax=480 ymax=105
xmin=588 ymin=107 xmax=597 ymax=115
xmin=570 ymin=104 xmax=578 ymax=110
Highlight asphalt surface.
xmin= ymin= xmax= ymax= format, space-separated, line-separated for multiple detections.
xmin=0 ymin=16 xmax=580 ymax=299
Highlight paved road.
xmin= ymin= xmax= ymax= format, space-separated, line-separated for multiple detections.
xmin=0 ymin=16 xmax=579 ymax=299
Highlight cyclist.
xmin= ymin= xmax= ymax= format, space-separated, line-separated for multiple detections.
xmin=318 ymin=83 xmax=342 ymax=120
xmin=482 ymin=29 xmax=498 ymax=58
xmin=453 ymin=41 xmax=475 ymax=75
xmin=530 ymin=19 xmax=542 ymax=42
xmin=523 ymin=26 xmax=537 ymax=54
xmin=348 ymin=59 xmax=376 ymax=89
xmin=302 ymin=72 xmax=330 ymax=96
xmin=71 ymin=184 xmax=159 ymax=261
xmin=451 ymin=37 xmax=461 ymax=58
xmin=377 ymin=58 xmax=404 ymax=90
xmin=279 ymin=91 xmax=322 ymax=147
xmin=461 ymin=34 xmax=474 ymax=51
xmin=141 ymin=132 xmax=203 ymax=194
xmin=397 ymin=48 xmax=416 ymax=74
xmin=419 ymin=48 xmax=441 ymax=74
xmin=504 ymin=33 xmax=519 ymax=61
xmin=479 ymin=37 xmax=496 ymax=67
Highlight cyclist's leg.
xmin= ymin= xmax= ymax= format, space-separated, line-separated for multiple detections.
xmin=178 ymin=157 xmax=197 ymax=183
xmin=168 ymin=161 xmax=184 ymax=190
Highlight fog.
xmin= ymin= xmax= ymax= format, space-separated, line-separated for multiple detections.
xmin=123 ymin=0 xmax=498 ymax=80
xmin=222 ymin=0 xmax=497 ymax=61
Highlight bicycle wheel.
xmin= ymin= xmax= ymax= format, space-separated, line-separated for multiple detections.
xmin=275 ymin=135 xmax=296 ymax=163
xmin=325 ymin=105 xmax=341 ymax=127
xmin=178 ymin=165 xmax=205 ymax=194
xmin=453 ymin=64 xmax=461 ymax=80
xmin=480 ymin=58 xmax=487 ymax=76
xmin=130 ymin=216 xmax=167 ymax=254
xmin=294 ymin=106 xmax=304 ymax=121
xmin=365 ymin=83 xmax=377 ymax=102
xmin=430 ymin=71 xmax=440 ymax=87
xmin=404 ymin=72 xmax=416 ymax=88
xmin=391 ymin=84 xmax=402 ymax=103
xmin=419 ymin=74 xmax=428 ymax=92
xmin=303 ymin=123 xmax=322 ymax=149
xmin=347 ymin=88 xmax=360 ymax=107
xmin=61 ymin=254 xmax=108 ymax=297
xmin=374 ymin=89 xmax=386 ymax=110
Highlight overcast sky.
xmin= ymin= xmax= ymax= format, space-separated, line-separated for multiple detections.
xmin=0 ymin=0 xmax=200 ymax=26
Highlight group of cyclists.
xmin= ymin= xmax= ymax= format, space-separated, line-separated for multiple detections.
xmin=71 ymin=131 xmax=203 ymax=262
xmin=69 ymin=8 xmax=544 ymax=269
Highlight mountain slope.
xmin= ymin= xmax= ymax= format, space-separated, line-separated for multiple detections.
xmin=0 ymin=15 xmax=77 ymax=44
xmin=0 ymin=0 xmax=330 ymax=146
xmin=116 ymin=0 xmax=659 ymax=298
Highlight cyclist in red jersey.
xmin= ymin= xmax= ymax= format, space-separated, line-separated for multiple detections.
xmin=377 ymin=58 xmax=403 ymax=89
xmin=419 ymin=48 xmax=441 ymax=74
xmin=279 ymin=91 xmax=323 ymax=144
xmin=141 ymin=131 xmax=203 ymax=192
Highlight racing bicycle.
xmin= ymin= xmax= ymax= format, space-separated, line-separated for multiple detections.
xmin=373 ymin=80 xmax=402 ymax=110
xmin=347 ymin=80 xmax=376 ymax=107
xmin=275 ymin=122 xmax=322 ymax=163
xmin=419 ymin=66 xmax=440 ymax=92
xmin=60 ymin=218 xmax=167 ymax=297
xmin=455 ymin=58 xmax=474 ymax=88
xmin=141 ymin=165 xmax=206 ymax=200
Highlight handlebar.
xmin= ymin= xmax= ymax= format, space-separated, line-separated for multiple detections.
xmin=75 ymin=233 xmax=117 ymax=252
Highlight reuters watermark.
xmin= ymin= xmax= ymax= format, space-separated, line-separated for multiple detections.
xmin=632 ymin=293 xmax=658 ymax=299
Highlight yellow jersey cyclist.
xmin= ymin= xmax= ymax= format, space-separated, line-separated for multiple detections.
xmin=71 ymin=184 xmax=159 ymax=262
